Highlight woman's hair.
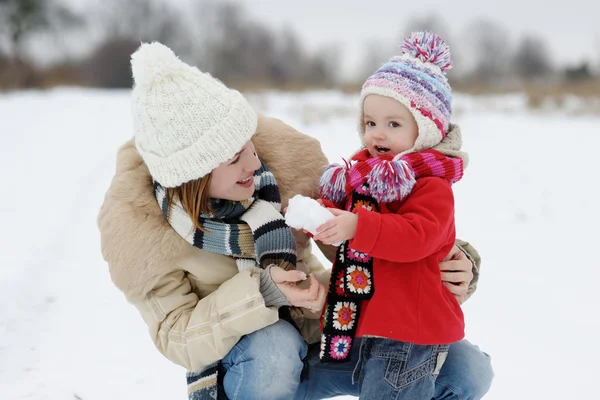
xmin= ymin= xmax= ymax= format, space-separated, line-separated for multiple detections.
xmin=165 ymin=174 xmax=212 ymax=232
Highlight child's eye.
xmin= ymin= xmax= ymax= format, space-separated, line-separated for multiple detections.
xmin=389 ymin=121 xmax=400 ymax=128
xmin=365 ymin=121 xmax=375 ymax=127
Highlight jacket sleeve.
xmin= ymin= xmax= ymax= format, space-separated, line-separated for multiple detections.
xmin=290 ymin=253 xmax=331 ymax=344
xmin=350 ymin=177 xmax=455 ymax=263
xmin=131 ymin=267 xmax=279 ymax=372
xmin=291 ymin=238 xmax=331 ymax=318
xmin=455 ymin=239 xmax=481 ymax=302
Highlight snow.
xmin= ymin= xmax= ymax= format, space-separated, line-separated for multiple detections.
xmin=285 ymin=195 xmax=340 ymax=245
xmin=1 ymin=87 xmax=599 ymax=399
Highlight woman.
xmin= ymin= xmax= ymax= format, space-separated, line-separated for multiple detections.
xmin=98 ymin=42 xmax=492 ymax=400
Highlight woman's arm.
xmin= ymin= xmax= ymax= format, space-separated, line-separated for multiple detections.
xmin=132 ymin=268 xmax=279 ymax=372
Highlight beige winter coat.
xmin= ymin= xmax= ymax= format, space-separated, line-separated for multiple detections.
xmin=98 ymin=115 xmax=481 ymax=373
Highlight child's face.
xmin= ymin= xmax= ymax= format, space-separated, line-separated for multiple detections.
xmin=362 ymin=95 xmax=418 ymax=158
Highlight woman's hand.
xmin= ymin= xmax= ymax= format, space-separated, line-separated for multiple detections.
xmin=440 ymin=245 xmax=474 ymax=304
xmin=270 ymin=267 xmax=326 ymax=312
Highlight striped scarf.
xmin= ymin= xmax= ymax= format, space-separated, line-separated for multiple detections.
xmin=154 ymin=159 xmax=297 ymax=272
xmin=318 ymin=149 xmax=463 ymax=363
xmin=154 ymin=159 xmax=297 ymax=400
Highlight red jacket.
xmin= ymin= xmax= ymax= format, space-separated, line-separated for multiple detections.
xmin=341 ymin=176 xmax=464 ymax=345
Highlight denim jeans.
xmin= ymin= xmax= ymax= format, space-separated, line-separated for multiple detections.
xmin=295 ymin=337 xmax=493 ymax=400
xmin=352 ymin=338 xmax=449 ymax=399
xmin=221 ymin=319 xmax=307 ymax=400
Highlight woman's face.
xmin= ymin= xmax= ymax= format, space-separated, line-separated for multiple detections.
xmin=209 ymin=141 xmax=262 ymax=201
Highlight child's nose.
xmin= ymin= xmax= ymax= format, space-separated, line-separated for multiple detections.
xmin=372 ymin=129 xmax=386 ymax=140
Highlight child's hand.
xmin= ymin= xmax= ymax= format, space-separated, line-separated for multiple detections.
xmin=313 ymin=208 xmax=358 ymax=245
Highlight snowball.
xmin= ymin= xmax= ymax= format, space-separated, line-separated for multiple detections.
xmin=285 ymin=195 xmax=342 ymax=246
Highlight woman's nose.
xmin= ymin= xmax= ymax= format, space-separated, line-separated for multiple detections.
xmin=244 ymin=151 xmax=262 ymax=172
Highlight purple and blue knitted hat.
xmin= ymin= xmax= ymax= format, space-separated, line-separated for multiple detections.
xmin=359 ymin=31 xmax=453 ymax=153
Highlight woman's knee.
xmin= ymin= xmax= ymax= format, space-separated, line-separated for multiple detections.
xmin=435 ymin=339 xmax=493 ymax=400
xmin=245 ymin=319 xmax=307 ymax=361
xmin=222 ymin=320 xmax=307 ymax=399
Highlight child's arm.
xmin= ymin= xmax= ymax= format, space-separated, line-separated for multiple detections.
xmin=350 ymin=177 xmax=455 ymax=263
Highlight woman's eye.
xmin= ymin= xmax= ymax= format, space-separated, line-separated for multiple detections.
xmin=230 ymin=147 xmax=248 ymax=165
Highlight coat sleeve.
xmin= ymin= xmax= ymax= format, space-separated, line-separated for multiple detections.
xmin=131 ymin=267 xmax=279 ymax=372
xmin=455 ymin=239 xmax=481 ymax=302
xmin=289 ymin=249 xmax=332 ymax=344
xmin=350 ymin=177 xmax=455 ymax=263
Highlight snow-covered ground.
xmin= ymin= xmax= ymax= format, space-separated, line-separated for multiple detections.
xmin=1 ymin=88 xmax=598 ymax=399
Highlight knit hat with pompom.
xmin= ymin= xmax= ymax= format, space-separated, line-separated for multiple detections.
xmin=359 ymin=31 xmax=453 ymax=154
xmin=320 ymin=32 xmax=456 ymax=205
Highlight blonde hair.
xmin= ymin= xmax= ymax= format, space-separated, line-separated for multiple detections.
xmin=165 ymin=174 xmax=212 ymax=232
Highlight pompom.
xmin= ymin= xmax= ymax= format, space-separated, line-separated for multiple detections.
xmin=319 ymin=162 xmax=349 ymax=206
xmin=401 ymin=31 xmax=453 ymax=74
xmin=367 ymin=159 xmax=416 ymax=203
xmin=131 ymin=42 xmax=185 ymax=87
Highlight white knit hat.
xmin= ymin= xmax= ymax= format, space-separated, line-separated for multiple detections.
xmin=130 ymin=42 xmax=258 ymax=188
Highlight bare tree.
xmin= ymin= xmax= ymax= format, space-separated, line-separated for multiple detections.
xmin=29 ymin=0 xmax=334 ymax=89
xmin=208 ymin=2 xmax=259 ymax=84
xmin=305 ymin=44 xmax=339 ymax=87
xmin=238 ymin=24 xmax=278 ymax=84
xmin=80 ymin=38 xmax=139 ymax=88
xmin=191 ymin=1 xmax=336 ymax=88
xmin=80 ymin=0 xmax=187 ymax=88
xmin=271 ymin=28 xmax=306 ymax=86
xmin=0 ymin=0 xmax=82 ymax=60
xmin=92 ymin=0 xmax=184 ymax=51
xmin=358 ymin=39 xmax=388 ymax=81
xmin=564 ymin=61 xmax=593 ymax=82
xmin=513 ymin=35 xmax=553 ymax=80
xmin=182 ymin=0 xmax=222 ymax=72
xmin=596 ymin=36 xmax=600 ymax=77
xmin=463 ymin=18 xmax=511 ymax=85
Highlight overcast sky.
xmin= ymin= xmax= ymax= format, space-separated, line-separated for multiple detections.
xmin=229 ymin=0 xmax=599 ymax=79
xmin=58 ymin=0 xmax=599 ymax=80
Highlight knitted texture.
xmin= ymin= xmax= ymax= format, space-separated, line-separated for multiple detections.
xmin=359 ymin=32 xmax=453 ymax=155
xmin=259 ymin=265 xmax=292 ymax=308
xmin=186 ymin=364 xmax=224 ymax=400
xmin=320 ymin=149 xmax=463 ymax=206
xmin=131 ymin=42 xmax=257 ymax=187
xmin=154 ymin=159 xmax=297 ymax=272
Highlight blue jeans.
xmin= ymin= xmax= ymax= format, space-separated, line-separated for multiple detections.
xmin=295 ymin=337 xmax=493 ymax=400
xmin=353 ymin=339 xmax=450 ymax=399
xmin=221 ymin=319 xmax=307 ymax=400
